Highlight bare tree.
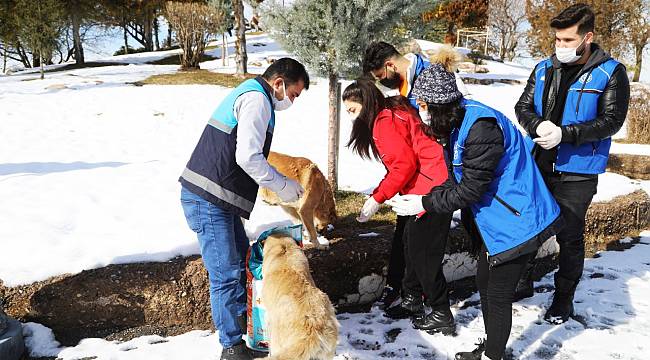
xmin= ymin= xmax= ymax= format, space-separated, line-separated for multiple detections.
xmin=489 ymin=0 xmax=526 ymax=61
xmin=165 ymin=1 xmax=227 ymax=71
xmin=625 ymin=0 xmax=650 ymax=82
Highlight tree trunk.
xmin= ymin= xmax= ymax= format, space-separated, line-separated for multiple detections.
xmin=634 ymin=43 xmax=643 ymax=82
xmin=2 ymin=43 xmax=6 ymax=73
xmin=499 ymin=35 xmax=506 ymax=60
xmin=233 ymin=0 xmax=247 ymax=74
xmin=327 ymin=73 xmax=341 ymax=191
xmin=154 ymin=17 xmax=160 ymax=51
xmin=39 ymin=51 xmax=44 ymax=80
xmin=144 ymin=10 xmax=154 ymax=52
xmin=123 ymin=23 xmax=129 ymax=55
xmin=167 ymin=24 xmax=172 ymax=48
xmin=71 ymin=9 xmax=84 ymax=65
xmin=222 ymin=33 xmax=227 ymax=66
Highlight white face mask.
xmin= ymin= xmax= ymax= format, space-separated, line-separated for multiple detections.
xmin=419 ymin=110 xmax=432 ymax=126
xmin=272 ymin=80 xmax=293 ymax=111
xmin=556 ymin=36 xmax=587 ymax=64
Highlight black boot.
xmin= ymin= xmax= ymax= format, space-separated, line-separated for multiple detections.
xmin=384 ymin=292 xmax=424 ymax=319
xmin=455 ymin=338 xmax=486 ymax=359
xmin=513 ymin=261 xmax=535 ymax=301
xmin=412 ymin=306 xmax=456 ymax=335
xmin=377 ymin=285 xmax=401 ymax=310
xmin=220 ymin=340 xmax=252 ymax=360
xmin=544 ymin=276 xmax=576 ymax=324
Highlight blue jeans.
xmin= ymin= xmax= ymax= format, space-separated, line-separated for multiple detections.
xmin=180 ymin=186 xmax=249 ymax=348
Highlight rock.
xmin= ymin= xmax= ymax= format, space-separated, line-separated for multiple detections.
xmin=607 ymin=153 xmax=650 ymax=180
xmin=457 ymin=62 xmax=489 ymax=73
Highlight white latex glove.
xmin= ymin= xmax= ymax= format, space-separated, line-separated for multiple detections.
xmin=357 ymin=196 xmax=380 ymax=223
xmin=276 ymin=178 xmax=304 ymax=202
xmin=534 ymin=121 xmax=562 ymax=150
xmin=389 ymin=194 xmax=425 ymax=216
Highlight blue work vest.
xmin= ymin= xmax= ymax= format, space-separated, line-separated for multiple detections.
xmin=532 ymin=58 xmax=620 ymax=174
xmin=451 ymin=99 xmax=560 ymax=256
xmin=179 ymin=77 xmax=275 ymax=218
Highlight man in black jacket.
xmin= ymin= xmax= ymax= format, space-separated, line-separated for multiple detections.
xmin=514 ymin=4 xmax=630 ymax=324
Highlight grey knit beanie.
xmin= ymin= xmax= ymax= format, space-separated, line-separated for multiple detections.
xmin=412 ymin=63 xmax=463 ymax=104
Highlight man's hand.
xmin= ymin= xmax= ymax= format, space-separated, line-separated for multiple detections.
xmin=389 ymin=194 xmax=425 ymax=216
xmin=357 ymin=196 xmax=380 ymax=223
xmin=276 ymin=178 xmax=304 ymax=202
xmin=534 ymin=120 xmax=562 ymax=150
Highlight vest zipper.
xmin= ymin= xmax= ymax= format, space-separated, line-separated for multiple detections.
xmin=575 ymin=68 xmax=595 ymax=116
xmin=494 ymin=195 xmax=521 ymax=216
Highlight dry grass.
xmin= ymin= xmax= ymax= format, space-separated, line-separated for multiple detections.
xmin=329 ymin=190 xmax=396 ymax=239
xmin=626 ymin=83 xmax=650 ymax=144
xmin=135 ymin=70 xmax=256 ymax=87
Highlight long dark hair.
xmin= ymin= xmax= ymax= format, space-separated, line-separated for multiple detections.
xmin=422 ymin=99 xmax=466 ymax=141
xmin=342 ymin=79 xmax=412 ymax=160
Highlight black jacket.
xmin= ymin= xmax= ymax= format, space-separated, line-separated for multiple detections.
xmin=423 ymin=118 xmax=504 ymax=214
xmin=423 ymin=118 xmax=562 ymax=265
xmin=515 ymin=44 xmax=630 ymax=148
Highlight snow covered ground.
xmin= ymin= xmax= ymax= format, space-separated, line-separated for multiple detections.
xmin=23 ymin=232 xmax=650 ymax=360
xmin=2 ymin=34 xmax=649 ymax=359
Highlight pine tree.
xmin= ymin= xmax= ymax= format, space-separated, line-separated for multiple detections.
xmin=261 ymin=0 xmax=433 ymax=190
xmin=0 ymin=0 xmax=32 ymax=68
xmin=14 ymin=0 xmax=65 ymax=79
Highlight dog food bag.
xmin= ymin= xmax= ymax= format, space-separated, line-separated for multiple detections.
xmin=245 ymin=224 xmax=303 ymax=352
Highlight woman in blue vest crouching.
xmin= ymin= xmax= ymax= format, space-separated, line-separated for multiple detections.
xmin=390 ymin=63 xmax=563 ymax=360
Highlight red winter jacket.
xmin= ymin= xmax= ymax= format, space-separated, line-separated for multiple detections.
xmin=371 ymin=107 xmax=448 ymax=203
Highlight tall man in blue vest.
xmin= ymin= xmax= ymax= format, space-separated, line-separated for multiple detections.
xmin=515 ymin=4 xmax=630 ymax=324
xmin=179 ymin=58 xmax=310 ymax=360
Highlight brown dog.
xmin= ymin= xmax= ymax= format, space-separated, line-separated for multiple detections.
xmin=260 ymin=152 xmax=337 ymax=249
xmin=258 ymin=235 xmax=339 ymax=360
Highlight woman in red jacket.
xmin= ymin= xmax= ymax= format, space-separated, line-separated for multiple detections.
xmin=342 ymin=79 xmax=455 ymax=335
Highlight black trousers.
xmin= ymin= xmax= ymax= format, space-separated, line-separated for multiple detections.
xmin=543 ymin=174 xmax=598 ymax=289
xmin=386 ymin=215 xmax=408 ymax=291
xmin=402 ymin=211 xmax=453 ymax=308
xmin=477 ymin=244 xmax=534 ymax=360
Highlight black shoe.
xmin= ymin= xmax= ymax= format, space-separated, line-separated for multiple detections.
xmin=220 ymin=341 xmax=253 ymax=360
xmin=384 ymin=292 xmax=424 ymax=319
xmin=544 ymin=292 xmax=574 ymax=324
xmin=513 ymin=277 xmax=534 ymax=301
xmin=455 ymin=338 xmax=486 ymax=359
xmin=377 ymin=285 xmax=401 ymax=310
xmin=412 ymin=307 xmax=456 ymax=335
